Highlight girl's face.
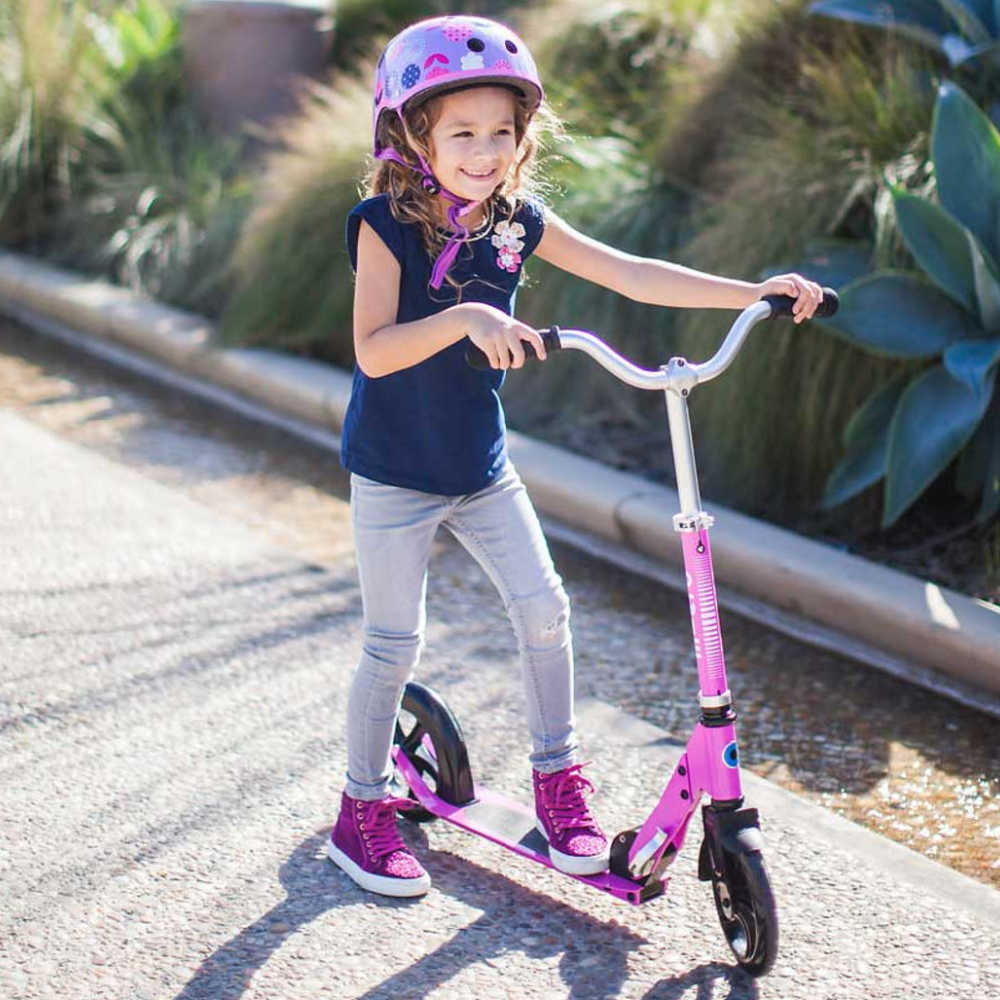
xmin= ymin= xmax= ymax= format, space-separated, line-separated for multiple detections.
xmin=426 ymin=86 xmax=518 ymax=212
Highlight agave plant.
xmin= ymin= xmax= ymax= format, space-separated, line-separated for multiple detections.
xmin=820 ymin=80 xmax=1000 ymax=526
xmin=809 ymin=0 xmax=1000 ymax=68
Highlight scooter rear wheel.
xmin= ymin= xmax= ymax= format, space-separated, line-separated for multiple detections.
xmin=391 ymin=682 xmax=475 ymax=823
xmin=709 ymin=846 xmax=778 ymax=977
xmin=391 ymin=706 xmax=438 ymax=823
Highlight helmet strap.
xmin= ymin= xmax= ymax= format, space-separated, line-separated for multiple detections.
xmin=375 ymin=122 xmax=486 ymax=289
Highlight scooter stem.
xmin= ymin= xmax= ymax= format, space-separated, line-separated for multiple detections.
xmin=663 ymin=386 xmax=731 ymax=702
xmin=664 ymin=387 xmax=703 ymax=521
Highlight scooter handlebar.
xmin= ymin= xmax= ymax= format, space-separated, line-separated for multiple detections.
xmin=762 ymin=287 xmax=839 ymax=320
xmin=463 ymin=289 xmax=839 ymax=389
xmin=464 ymin=325 xmax=562 ymax=371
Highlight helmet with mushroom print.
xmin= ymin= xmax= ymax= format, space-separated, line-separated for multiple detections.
xmin=373 ymin=15 xmax=543 ymax=155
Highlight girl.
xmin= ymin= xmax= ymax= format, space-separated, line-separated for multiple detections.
xmin=328 ymin=14 xmax=823 ymax=898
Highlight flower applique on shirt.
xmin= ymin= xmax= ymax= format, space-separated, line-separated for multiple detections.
xmin=491 ymin=219 xmax=526 ymax=274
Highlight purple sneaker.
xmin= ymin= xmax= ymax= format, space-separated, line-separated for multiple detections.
xmin=534 ymin=763 xmax=609 ymax=875
xmin=327 ymin=791 xmax=431 ymax=897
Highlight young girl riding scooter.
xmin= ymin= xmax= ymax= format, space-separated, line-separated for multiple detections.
xmin=329 ymin=13 xmax=823 ymax=898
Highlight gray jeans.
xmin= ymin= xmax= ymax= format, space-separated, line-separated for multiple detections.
xmin=345 ymin=462 xmax=578 ymax=801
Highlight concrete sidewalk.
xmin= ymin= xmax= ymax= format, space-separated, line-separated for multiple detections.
xmin=1 ymin=408 xmax=997 ymax=1000
xmin=2 ymin=251 xmax=998 ymax=716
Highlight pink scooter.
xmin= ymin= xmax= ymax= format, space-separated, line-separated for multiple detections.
xmin=391 ymin=290 xmax=838 ymax=978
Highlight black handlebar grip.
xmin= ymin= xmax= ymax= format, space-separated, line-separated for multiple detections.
xmin=464 ymin=325 xmax=562 ymax=370
xmin=762 ymin=287 xmax=839 ymax=319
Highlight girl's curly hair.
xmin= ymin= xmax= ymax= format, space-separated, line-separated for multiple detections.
xmin=361 ymin=85 xmax=564 ymax=291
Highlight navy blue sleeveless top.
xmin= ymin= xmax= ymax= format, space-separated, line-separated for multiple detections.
xmin=342 ymin=193 xmax=545 ymax=495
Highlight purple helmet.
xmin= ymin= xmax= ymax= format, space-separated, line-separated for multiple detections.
xmin=373 ymin=14 xmax=544 ymax=156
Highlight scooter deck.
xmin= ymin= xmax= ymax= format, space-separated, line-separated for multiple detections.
xmin=394 ymin=749 xmax=665 ymax=905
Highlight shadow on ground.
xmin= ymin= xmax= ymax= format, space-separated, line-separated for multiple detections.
xmin=175 ymin=825 xmax=757 ymax=1000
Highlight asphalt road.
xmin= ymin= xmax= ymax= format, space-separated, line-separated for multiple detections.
xmin=1 ymin=322 xmax=999 ymax=999
xmin=3 ymin=320 xmax=999 ymax=888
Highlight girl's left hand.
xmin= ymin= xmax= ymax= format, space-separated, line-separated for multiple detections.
xmin=757 ymin=273 xmax=824 ymax=324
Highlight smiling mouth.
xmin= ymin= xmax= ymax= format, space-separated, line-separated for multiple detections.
xmin=460 ymin=168 xmax=496 ymax=180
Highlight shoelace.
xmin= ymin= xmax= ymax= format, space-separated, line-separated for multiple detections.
xmin=361 ymin=796 xmax=416 ymax=861
xmin=540 ymin=763 xmax=600 ymax=833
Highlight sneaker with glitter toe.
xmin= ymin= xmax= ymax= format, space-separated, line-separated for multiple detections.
xmin=533 ymin=763 xmax=609 ymax=876
xmin=327 ymin=791 xmax=430 ymax=897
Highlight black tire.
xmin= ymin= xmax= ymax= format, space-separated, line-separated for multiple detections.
xmin=710 ymin=848 xmax=779 ymax=977
xmin=391 ymin=704 xmax=439 ymax=823
xmin=390 ymin=682 xmax=475 ymax=823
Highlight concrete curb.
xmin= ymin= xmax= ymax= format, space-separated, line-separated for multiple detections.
xmin=3 ymin=251 xmax=999 ymax=711
xmin=575 ymin=697 xmax=1000 ymax=921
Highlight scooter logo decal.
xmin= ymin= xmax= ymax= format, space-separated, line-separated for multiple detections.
xmin=723 ymin=741 xmax=739 ymax=768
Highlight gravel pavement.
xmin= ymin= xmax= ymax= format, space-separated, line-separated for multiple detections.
xmin=3 ymin=318 xmax=999 ymax=892
xmin=2 ymin=386 xmax=1000 ymax=998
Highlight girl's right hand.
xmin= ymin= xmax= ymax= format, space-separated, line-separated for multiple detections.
xmin=457 ymin=303 xmax=547 ymax=370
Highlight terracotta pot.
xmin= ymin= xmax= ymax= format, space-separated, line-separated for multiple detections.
xmin=182 ymin=1 xmax=333 ymax=135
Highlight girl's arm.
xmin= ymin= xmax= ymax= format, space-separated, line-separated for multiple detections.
xmin=353 ymin=220 xmax=546 ymax=376
xmin=533 ymin=210 xmax=822 ymax=322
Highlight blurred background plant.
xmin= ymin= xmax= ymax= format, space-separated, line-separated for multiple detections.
xmin=497 ymin=0 xmax=712 ymax=452
xmin=2 ymin=0 xmax=997 ymax=597
xmin=809 ymin=0 xmax=1000 ymax=78
xmin=327 ymin=0 xmax=527 ymax=69
xmin=219 ymin=67 xmax=372 ymax=364
xmin=64 ymin=0 xmax=249 ymax=315
xmin=0 ymin=0 xmax=249 ymax=315
xmin=514 ymin=1 xmax=940 ymax=533
xmin=0 ymin=0 xmax=110 ymax=249
xmin=218 ymin=1 xmax=703 ymax=374
xmin=819 ymin=81 xmax=1000 ymax=528
xmin=659 ymin=9 xmax=938 ymax=525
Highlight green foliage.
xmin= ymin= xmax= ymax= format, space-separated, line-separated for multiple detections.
xmin=672 ymin=12 xmax=936 ymax=521
xmin=328 ymin=0 xmax=526 ymax=70
xmin=510 ymin=179 xmax=692 ymax=431
xmin=61 ymin=102 xmax=249 ymax=314
xmin=809 ymin=0 xmax=1000 ymax=68
xmin=885 ymin=363 xmax=994 ymax=518
xmin=0 ymin=0 xmax=109 ymax=247
xmin=932 ymin=76 xmax=1000 ymax=246
xmin=504 ymin=0 xmax=711 ymax=435
xmin=103 ymin=0 xmax=180 ymax=89
xmin=820 ymin=81 xmax=1000 ymax=525
xmin=11 ymin=0 xmax=992 ymax=549
xmin=519 ymin=2 xmax=936 ymax=522
xmin=0 ymin=0 xmax=248 ymax=313
xmin=520 ymin=0 xmax=712 ymax=151
xmin=823 ymin=371 xmax=910 ymax=507
xmin=69 ymin=0 xmax=246 ymax=311
xmin=824 ymin=272 xmax=976 ymax=356
xmin=219 ymin=72 xmax=373 ymax=363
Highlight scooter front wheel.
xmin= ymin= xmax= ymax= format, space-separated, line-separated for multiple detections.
xmin=391 ymin=681 xmax=475 ymax=823
xmin=709 ymin=846 xmax=778 ymax=977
